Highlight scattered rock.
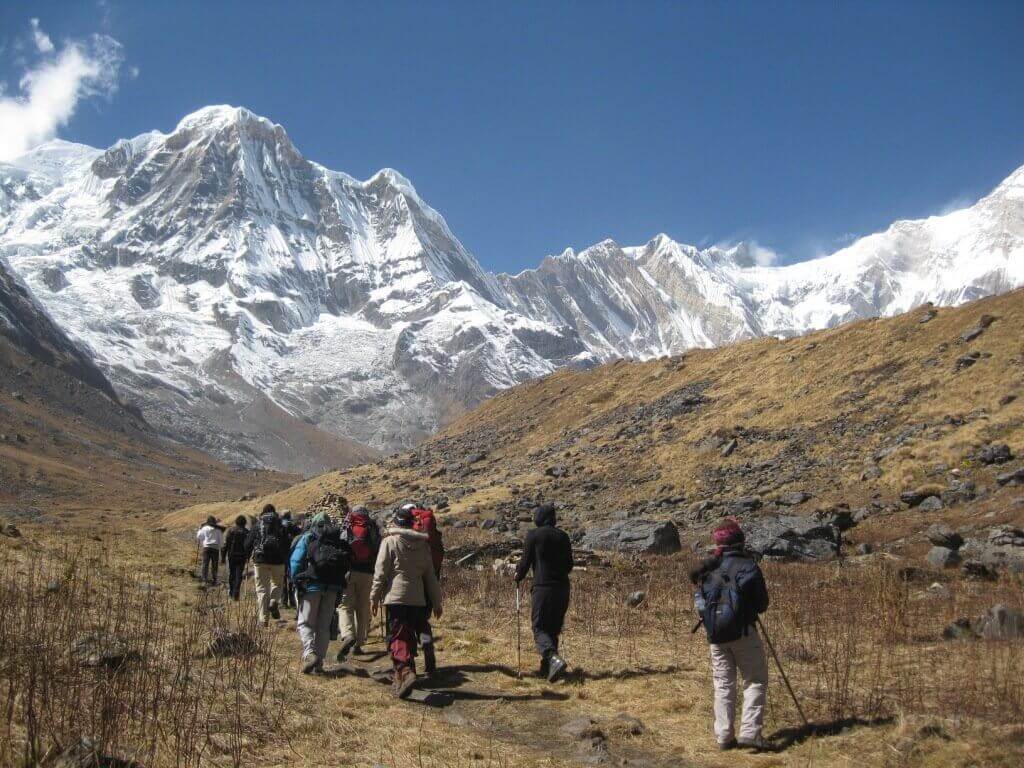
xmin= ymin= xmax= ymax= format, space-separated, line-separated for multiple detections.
xmin=581 ymin=520 xmax=681 ymax=555
xmin=204 ymin=631 xmax=259 ymax=658
xmin=743 ymin=515 xmax=842 ymax=561
xmin=625 ymin=591 xmax=646 ymax=608
xmin=917 ymin=307 xmax=938 ymax=324
xmin=720 ymin=438 xmax=738 ymax=457
xmin=959 ymin=314 xmax=997 ymax=343
xmin=926 ymin=523 xmax=963 ymax=550
xmin=954 ymin=352 xmax=981 ymax=371
xmin=996 ymin=467 xmax=1024 ymax=486
xmin=925 ymin=582 xmax=952 ymax=600
xmin=610 ymin=713 xmax=646 ymax=737
xmin=1 ymin=522 xmax=21 ymax=538
xmin=926 ymin=546 xmax=960 ymax=569
xmin=941 ymin=618 xmax=976 ymax=641
xmin=47 ymin=740 xmax=141 ymax=768
xmin=71 ymin=633 xmax=134 ymax=671
xmin=545 ymin=465 xmax=569 ymax=479
xmin=856 ymin=543 xmax=873 ymax=555
xmin=962 ymin=560 xmax=998 ymax=581
xmin=777 ymin=491 xmax=811 ymax=506
xmin=976 ymin=604 xmax=1024 ymax=640
xmin=977 ymin=444 xmax=1013 ymax=465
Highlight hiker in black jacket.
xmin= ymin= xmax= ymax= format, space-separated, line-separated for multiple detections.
xmin=221 ymin=516 xmax=251 ymax=600
xmin=513 ymin=503 xmax=573 ymax=682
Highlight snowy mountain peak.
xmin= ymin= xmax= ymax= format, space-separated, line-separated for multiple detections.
xmin=1 ymin=105 xmax=1022 ymax=472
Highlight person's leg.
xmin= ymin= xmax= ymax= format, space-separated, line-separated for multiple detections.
xmin=733 ymin=629 xmax=769 ymax=744
xmin=210 ymin=551 xmax=219 ymax=584
xmin=227 ymin=560 xmax=241 ymax=599
xmin=201 ymin=548 xmax=212 ymax=582
xmin=547 ymin=584 xmax=570 ymax=653
xmin=387 ymin=605 xmax=416 ymax=671
xmin=253 ymin=564 xmax=271 ymax=623
xmin=314 ymin=589 xmax=338 ymax=663
xmin=353 ymin=571 xmax=372 ymax=647
xmin=267 ymin=564 xmax=284 ymax=619
xmin=531 ymin=586 xmax=557 ymax=661
xmin=296 ymin=591 xmax=320 ymax=658
xmin=709 ymin=642 xmax=738 ymax=746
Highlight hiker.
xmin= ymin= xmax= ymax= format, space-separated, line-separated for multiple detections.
xmin=280 ymin=511 xmax=300 ymax=609
xmin=689 ymin=519 xmax=770 ymax=752
xmin=336 ymin=504 xmax=382 ymax=661
xmin=195 ymin=515 xmax=224 ymax=585
xmin=513 ymin=503 xmax=573 ymax=682
xmin=290 ymin=512 xmax=351 ymax=673
xmin=370 ymin=506 xmax=443 ymax=698
xmin=412 ymin=504 xmax=444 ymax=674
xmin=247 ymin=503 xmax=291 ymax=626
xmin=221 ymin=515 xmax=250 ymax=600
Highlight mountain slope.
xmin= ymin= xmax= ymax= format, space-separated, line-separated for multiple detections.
xmin=0 ymin=257 xmax=291 ymax=515
xmin=1 ymin=105 xmax=1021 ymax=471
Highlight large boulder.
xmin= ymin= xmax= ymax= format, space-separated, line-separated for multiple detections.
xmin=580 ymin=519 xmax=681 ymax=555
xmin=959 ymin=525 xmax=1024 ymax=573
xmin=742 ymin=515 xmax=842 ymax=561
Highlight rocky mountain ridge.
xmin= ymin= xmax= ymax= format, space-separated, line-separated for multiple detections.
xmin=1 ymin=105 xmax=1021 ymax=472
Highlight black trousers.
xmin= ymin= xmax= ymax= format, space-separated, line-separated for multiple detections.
xmin=227 ymin=558 xmax=246 ymax=600
xmin=531 ymin=583 xmax=570 ymax=659
xmin=201 ymin=547 xmax=219 ymax=583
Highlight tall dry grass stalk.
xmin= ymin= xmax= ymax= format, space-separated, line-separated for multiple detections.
xmin=0 ymin=545 xmax=289 ymax=767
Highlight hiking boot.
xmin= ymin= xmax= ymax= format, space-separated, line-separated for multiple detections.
xmin=717 ymin=738 xmax=737 ymax=751
xmin=335 ymin=636 xmax=357 ymax=662
xmin=547 ymin=653 xmax=567 ymax=683
xmin=422 ymin=642 xmax=437 ymax=675
xmin=269 ymin=601 xmax=281 ymax=621
xmin=301 ymin=653 xmax=319 ymax=675
xmin=393 ymin=667 xmax=418 ymax=699
xmin=738 ymin=735 xmax=771 ymax=752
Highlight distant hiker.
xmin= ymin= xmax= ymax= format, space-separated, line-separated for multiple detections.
xmin=247 ymin=503 xmax=291 ymax=626
xmin=689 ymin=519 xmax=770 ymax=752
xmin=513 ymin=503 xmax=573 ymax=682
xmin=280 ymin=511 xmax=300 ymax=609
xmin=412 ymin=504 xmax=444 ymax=674
xmin=221 ymin=515 xmax=250 ymax=600
xmin=370 ymin=506 xmax=443 ymax=698
xmin=195 ymin=515 xmax=224 ymax=585
xmin=290 ymin=512 xmax=351 ymax=674
xmin=336 ymin=505 xmax=382 ymax=661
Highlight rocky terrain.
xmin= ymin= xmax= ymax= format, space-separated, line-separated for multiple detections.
xmin=2 ymin=106 xmax=1021 ymax=472
xmin=221 ymin=288 xmax=1024 ymax=580
xmin=0 ymin=257 xmax=289 ymax=517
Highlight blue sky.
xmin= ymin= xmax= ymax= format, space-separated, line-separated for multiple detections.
xmin=2 ymin=1 xmax=1023 ymax=272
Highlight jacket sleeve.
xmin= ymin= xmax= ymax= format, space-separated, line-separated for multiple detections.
xmin=688 ymin=556 xmax=721 ymax=585
xmin=221 ymin=530 xmax=231 ymax=562
xmin=289 ymin=534 xmax=308 ymax=581
xmin=514 ymin=532 xmax=535 ymax=582
xmin=370 ymin=538 xmax=392 ymax=605
xmin=195 ymin=528 xmax=203 ymax=546
xmin=564 ymin=535 xmax=574 ymax=574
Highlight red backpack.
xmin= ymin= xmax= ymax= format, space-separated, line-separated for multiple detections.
xmin=413 ymin=508 xmax=444 ymax=573
xmin=344 ymin=511 xmax=381 ymax=567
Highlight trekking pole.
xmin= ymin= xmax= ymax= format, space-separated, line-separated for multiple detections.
xmin=757 ymin=617 xmax=809 ymax=729
xmin=514 ymin=583 xmax=522 ymax=679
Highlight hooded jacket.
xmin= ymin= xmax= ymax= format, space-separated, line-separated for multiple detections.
xmin=196 ymin=524 xmax=223 ymax=550
xmin=412 ymin=508 xmax=445 ymax=576
xmin=370 ymin=527 xmax=443 ymax=609
xmin=514 ymin=505 xmax=573 ymax=587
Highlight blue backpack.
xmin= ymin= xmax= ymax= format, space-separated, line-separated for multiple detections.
xmin=699 ymin=557 xmax=753 ymax=644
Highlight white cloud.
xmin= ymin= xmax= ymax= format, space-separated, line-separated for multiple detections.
xmin=0 ymin=20 xmax=124 ymax=161
xmin=29 ymin=18 xmax=54 ymax=53
xmin=747 ymin=241 xmax=780 ymax=267
xmin=713 ymin=238 xmax=782 ymax=267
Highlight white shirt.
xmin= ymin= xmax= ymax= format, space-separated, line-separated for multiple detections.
xmin=196 ymin=524 xmax=223 ymax=549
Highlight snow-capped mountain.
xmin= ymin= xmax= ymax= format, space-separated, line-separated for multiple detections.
xmin=1 ymin=105 xmax=1021 ymax=472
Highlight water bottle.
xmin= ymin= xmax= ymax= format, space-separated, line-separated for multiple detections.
xmin=693 ymin=590 xmax=706 ymax=613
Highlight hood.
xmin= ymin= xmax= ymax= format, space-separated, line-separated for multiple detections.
xmin=386 ymin=527 xmax=428 ymax=540
xmin=534 ymin=504 xmax=556 ymax=527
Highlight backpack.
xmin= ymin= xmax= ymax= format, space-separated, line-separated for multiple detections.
xmin=225 ymin=526 xmax=249 ymax=560
xmin=699 ymin=556 xmax=754 ymax=644
xmin=344 ymin=513 xmax=380 ymax=567
xmin=252 ymin=513 xmax=286 ymax=562
xmin=301 ymin=523 xmax=351 ymax=586
xmin=413 ymin=508 xmax=444 ymax=573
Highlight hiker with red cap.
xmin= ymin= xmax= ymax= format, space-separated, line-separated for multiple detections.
xmin=411 ymin=504 xmax=444 ymax=674
xmin=335 ymin=504 xmax=382 ymax=661
xmin=689 ymin=518 xmax=770 ymax=752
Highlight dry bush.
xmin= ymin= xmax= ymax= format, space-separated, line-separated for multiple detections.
xmin=0 ymin=546 xmax=290 ymax=767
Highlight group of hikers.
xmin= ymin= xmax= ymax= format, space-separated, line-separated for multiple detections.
xmin=197 ymin=503 xmax=773 ymax=750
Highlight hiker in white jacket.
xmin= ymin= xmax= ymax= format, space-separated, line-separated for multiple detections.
xmin=196 ymin=516 xmax=224 ymax=584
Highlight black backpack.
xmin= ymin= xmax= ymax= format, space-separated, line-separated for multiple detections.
xmin=300 ymin=523 xmax=351 ymax=587
xmin=253 ymin=513 xmax=286 ymax=563
xmin=699 ymin=557 xmax=754 ymax=644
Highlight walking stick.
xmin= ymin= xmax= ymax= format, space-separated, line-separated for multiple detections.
xmin=514 ymin=583 xmax=522 ymax=679
xmin=757 ymin=617 xmax=809 ymax=729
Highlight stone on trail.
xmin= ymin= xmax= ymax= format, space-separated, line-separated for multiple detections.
xmin=580 ymin=519 xmax=681 ymax=555
xmin=926 ymin=523 xmax=963 ymax=550
xmin=777 ymin=491 xmax=811 ymax=506
xmin=977 ymin=443 xmax=1013 ymax=465
xmin=625 ymin=590 xmax=646 ymax=608
xmin=917 ymin=496 xmax=944 ymax=512
xmin=996 ymin=467 xmax=1024 ymax=486
xmin=926 ymin=546 xmax=960 ymax=569
xmin=720 ymin=438 xmax=738 ymax=457
xmin=977 ymin=604 xmax=1024 ymax=640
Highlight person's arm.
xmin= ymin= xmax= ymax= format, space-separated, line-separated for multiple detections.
xmin=423 ymin=559 xmax=442 ymax=617
xmin=289 ymin=534 xmax=308 ymax=585
xmin=221 ymin=530 xmax=230 ymax=563
xmin=747 ymin=565 xmax=770 ymax=615
xmin=370 ymin=539 xmax=392 ymax=607
xmin=688 ymin=556 xmax=720 ymax=585
xmin=514 ymin=532 xmax=535 ymax=583
xmin=564 ymin=534 xmax=574 ymax=574
xmin=196 ymin=528 xmax=203 ymax=546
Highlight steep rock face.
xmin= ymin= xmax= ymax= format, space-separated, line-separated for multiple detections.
xmin=1 ymin=105 xmax=1022 ymax=471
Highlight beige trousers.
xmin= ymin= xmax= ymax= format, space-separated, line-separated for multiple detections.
xmin=339 ymin=571 xmax=373 ymax=646
xmin=253 ymin=563 xmax=284 ymax=622
xmin=709 ymin=626 xmax=768 ymax=743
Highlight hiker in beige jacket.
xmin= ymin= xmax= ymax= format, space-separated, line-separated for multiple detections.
xmin=370 ymin=507 xmax=443 ymax=697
